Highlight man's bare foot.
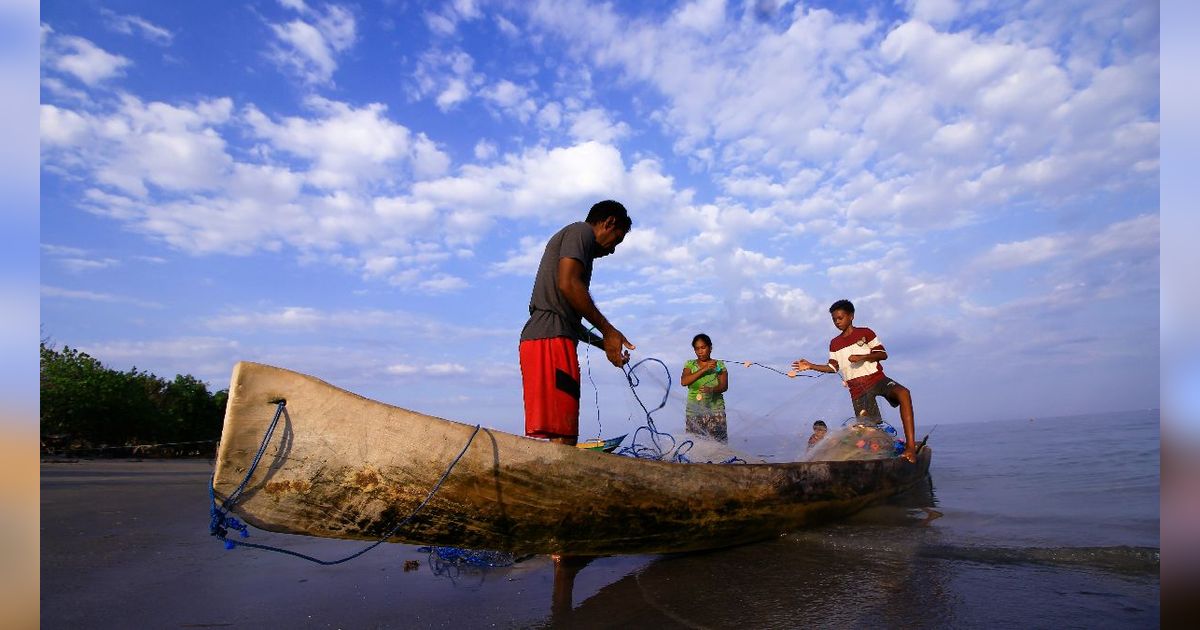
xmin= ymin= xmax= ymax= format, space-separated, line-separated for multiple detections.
xmin=901 ymin=449 xmax=917 ymax=464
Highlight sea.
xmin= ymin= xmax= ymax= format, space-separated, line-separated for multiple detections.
xmin=551 ymin=408 xmax=1160 ymax=628
xmin=39 ymin=408 xmax=1160 ymax=628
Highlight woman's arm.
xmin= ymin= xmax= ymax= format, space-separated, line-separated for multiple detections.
xmin=713 ymin=367 xmax=728 ymax=394
xmin=680 ymin=360 xmax=715 ymax=386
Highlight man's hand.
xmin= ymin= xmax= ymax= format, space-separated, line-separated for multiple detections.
xmin=847 ymin=354 xmax=867 ymax=363
xmin=602 ymin=328 xmax=635 ymax=368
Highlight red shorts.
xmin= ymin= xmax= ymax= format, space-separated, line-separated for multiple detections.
xmin=519 ymin=337 xmax=580 ymax=440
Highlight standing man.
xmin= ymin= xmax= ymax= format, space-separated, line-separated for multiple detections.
xmin=520 ymin=200 xmax=636 ymax=446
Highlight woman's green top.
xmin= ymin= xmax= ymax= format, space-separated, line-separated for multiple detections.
xmin=683 ymin=359 xmax=726 ymax=412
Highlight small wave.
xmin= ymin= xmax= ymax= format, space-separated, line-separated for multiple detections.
xmin=919 ymin=544 xmax=1160 ymax=575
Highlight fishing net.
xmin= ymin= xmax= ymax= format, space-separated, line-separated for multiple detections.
xmin=578 ymin=345 xmax=872 ymax=464
xmin=801 ymin=420 xmax=905 ymax=462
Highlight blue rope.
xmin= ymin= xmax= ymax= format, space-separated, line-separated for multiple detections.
xmin=208 ymin=399 xmax=287 ymax=545
xmin=614 ymin=357 xmax=701 ymax=463
xmin=573 ymin=335 xmax=760 ymax=465
xmin=418 ymin=545 xmax=516 ymax=568
xmin=209 ymin=399 xmax=482 ymax=565
xmin=584 ymin=327 xmax=603 ymax=438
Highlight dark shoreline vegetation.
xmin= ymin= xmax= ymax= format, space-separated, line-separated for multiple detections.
xmin=40 ymin=342 xmax=226 ymax=458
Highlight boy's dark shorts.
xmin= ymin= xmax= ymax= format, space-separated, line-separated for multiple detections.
xmin=851 ymin=378 xmax=904 ymax=423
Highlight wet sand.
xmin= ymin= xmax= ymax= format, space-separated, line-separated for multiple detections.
xmin=40 ymin=459 xmax=649 ymax=629
xmin=42 ymin=456 xmax=1159 ymax=628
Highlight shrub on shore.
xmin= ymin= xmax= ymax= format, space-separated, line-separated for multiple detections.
xmin=40 ymin=342 xmax=227 ymax=454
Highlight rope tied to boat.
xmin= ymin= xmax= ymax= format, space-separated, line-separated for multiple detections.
xmin=209 ymin=399 xmax=482 ymax=565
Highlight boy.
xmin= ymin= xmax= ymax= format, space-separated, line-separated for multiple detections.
xmin=792 ymin=299 xmax=918 ymax=463
xmin=806 ymin=420 xmax=828 ymax=449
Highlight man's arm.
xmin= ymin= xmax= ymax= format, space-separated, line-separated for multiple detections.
xmin=580 ymin=326 xmax=604 ymax=351
xmin=557 ymin=257 xmax=634 ymax=367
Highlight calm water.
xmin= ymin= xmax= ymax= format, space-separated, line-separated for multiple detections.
xmin=551 ymin=409 xmax=1161 ymax=628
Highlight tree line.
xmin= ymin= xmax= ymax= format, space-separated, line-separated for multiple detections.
xmin=40 ymin=342 xmax=227 ymax=455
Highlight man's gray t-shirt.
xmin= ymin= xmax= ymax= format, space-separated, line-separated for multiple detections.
xmin=520 ymin=222 xmax=597 ymax=342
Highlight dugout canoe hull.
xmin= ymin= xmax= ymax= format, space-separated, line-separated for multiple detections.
xmin=213 ymin=361 xmax=932 ymax=556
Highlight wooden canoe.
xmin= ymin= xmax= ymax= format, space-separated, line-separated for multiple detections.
xmin=212 ymin=361 xmax=932 ymax=556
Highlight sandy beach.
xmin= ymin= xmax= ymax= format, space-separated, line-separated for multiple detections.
xmin=42 ymin=459 xmax=659 ymax=629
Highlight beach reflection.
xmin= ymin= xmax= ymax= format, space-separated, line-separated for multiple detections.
xmin=545 ymin=477 xmax=941 ymax=628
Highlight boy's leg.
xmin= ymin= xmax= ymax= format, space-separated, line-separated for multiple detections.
xmin=851 ymin=392 xmax=883 ymax=424
xmin=883 ymin=382 xmax=917 ymax=462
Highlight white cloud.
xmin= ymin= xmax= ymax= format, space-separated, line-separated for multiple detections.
xmin=40 ymin=104 xmax=90 ymax=146
xmin=495 ymin=14 xmax=520 ymax=37
xmin=906 ymin=0 xmax=960 ymax=25
xmin=79 ymin=337 xmax=240 ymax=380
xmin=474 ymin=140 xmax=497 ymax=160
xmin=524 ymin=1 xmax=1156 ymax=238
xmin=490 ymin=235 xmax=545 ymax=276
xmin=418 ymin=273 xmax=470 ymax=293
xmin=268 ymin=3 xmax=357 ymax=85
xmin=412 ymin=141 xmax=630 ymax=231
xmin=412 ymin=49 xmax=482 ymax=112
xmin=45 ymin=32 xmax=131 ymax=86
xmin=42 ymin=96 xmax=235 ymax=197
xmin=206 ymin=306 xmax=506 ymax=338
xmin=40 ymin=244 xmax=88 ymax=257
xmin=41 ymin=285 xmax=161 ymax=308
xmin=974 ymin=214 xmax=1159 ymax=271
xmin=1087 ymin=214 xmax=1158 ymax=255
xmin=387 ymin=362 xmax=468 ymax=377
xmin=976 ymin=235 xmax=1066 ymax=270
xmin=537 ymin=102 xmax=563 ymax=129
xmin=57 ymin=257 xmax=121 ymax=273
xmin=425 ymin=0 xmax=482 ymax=36
xmin=426 ymin=362 xmax=468 ymax=376
xmin=245 ymin=97 xmax=439 ymax=189
xmin=481 ymin=80 xmax=539 ymax=122
xmin=672 ymin=0 xmax=726 ymax=34
xmin=103 ymin=10 xmax=174 ymax=45
xmin=386 ymin=363 xmax=420 ymax=376
xmin=568 ymin=108 xmax=630 ymax=144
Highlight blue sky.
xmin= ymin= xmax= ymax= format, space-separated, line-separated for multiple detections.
xmin=38 ymin=0 xmax=1160 ymax=438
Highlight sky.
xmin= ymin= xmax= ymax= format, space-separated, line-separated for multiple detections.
xmin=38 ymin=0 xmax=1160 ymax=439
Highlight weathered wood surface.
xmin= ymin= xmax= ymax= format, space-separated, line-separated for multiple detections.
xmin=213 ymin=361 xmax=932 ymax=556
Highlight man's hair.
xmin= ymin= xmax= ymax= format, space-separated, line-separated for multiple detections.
xmin=586 ymin=200 xmax=632 ymax=231
xmin=829 ymin=299 xmax=855 ymax=314
xmin=692 ymin=333 xmax=712 ymax=347
xmin=813 ymin=420 xmax=827 ymax=429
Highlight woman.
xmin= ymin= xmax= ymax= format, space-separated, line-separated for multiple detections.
xmin=680 ymin=333 xmax=729 ymax=442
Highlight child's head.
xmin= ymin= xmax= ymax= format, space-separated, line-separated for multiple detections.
xmin=812 ymin=420 xmax=827 ymax=436
xmin=829 ymin=299 xmax=855 ymax=331
xmin=692 ymin=333 xmax=713 ymax=360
